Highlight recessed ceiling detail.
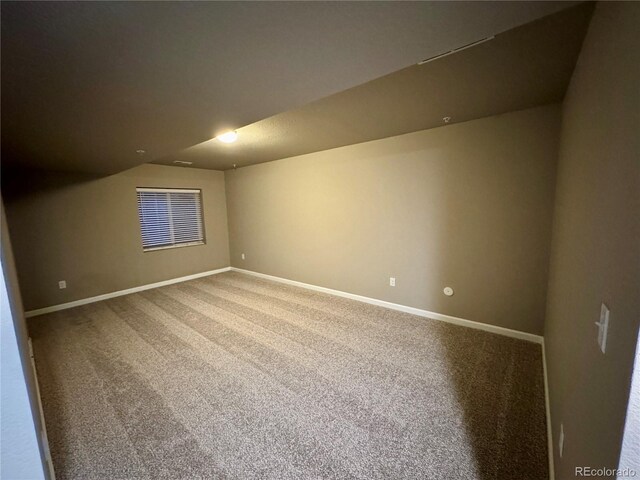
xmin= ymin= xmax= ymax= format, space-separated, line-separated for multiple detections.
xmin=1 ymin=1 xmax=580 ymax=175
xmin=155 ymin=3 xmax=593 ymax=171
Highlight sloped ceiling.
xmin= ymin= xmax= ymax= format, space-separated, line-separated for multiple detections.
xmin=1 ymin=1 xmax=579 ymax=175
xmin=157 ymin=3 xmax=593 ymax=171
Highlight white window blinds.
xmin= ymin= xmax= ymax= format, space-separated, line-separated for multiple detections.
xmin=136 ymin=188 xmax=205 ymax=251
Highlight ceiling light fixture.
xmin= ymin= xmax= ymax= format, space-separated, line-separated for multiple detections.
xmin=217 ymin=131 xmax=238 ymax=143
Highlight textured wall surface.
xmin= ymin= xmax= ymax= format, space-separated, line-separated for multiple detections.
xmin=4 ymin=164 xmax=230 ymax=310
xmin=544 ymin=2 xmax=640 ymax=477
xmin=226 ymin=105 xmax=560 ymax=335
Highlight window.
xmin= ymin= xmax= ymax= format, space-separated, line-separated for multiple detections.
xmin=136 ymin=188 xmax=205 ymax=251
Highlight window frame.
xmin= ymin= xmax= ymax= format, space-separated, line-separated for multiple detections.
xmin=136 ymin=187 xmax=206 ymax=252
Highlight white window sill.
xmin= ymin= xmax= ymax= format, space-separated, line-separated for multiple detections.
xmin=143 ymin=241 xmax=205 ymax=252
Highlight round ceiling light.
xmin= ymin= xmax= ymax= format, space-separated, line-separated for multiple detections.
xmin=217 ymin=131 xmax=238 ymax=143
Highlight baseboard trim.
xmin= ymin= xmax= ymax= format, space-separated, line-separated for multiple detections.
xmin=28 ymin=339 xmax=56 ymax=480
xmin=24 ymin=267 xmax=232 ymax=318
xmin=542 ymin=339 xmax=555 ymax=480
xmin=230 ymin=267 xmax=544 ymax=344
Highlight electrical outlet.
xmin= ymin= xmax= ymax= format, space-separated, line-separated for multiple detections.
xmin=596 ymin=303 xmax=610 ymax=354
xmin=241 ymin=253 xmax=245 ymax=260
xmin=389 ymin=277 xmax=396 ymax=287
xmin=58 ymin=280 xmax=67 ymax=289
xmin=559 ymin=423 xmax=565 ymax=458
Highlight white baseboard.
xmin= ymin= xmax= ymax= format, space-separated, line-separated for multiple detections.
xmin=542 ymin=339 xmax=555 ymax=480
xmin=28 ymin=339 xmax=56 ymax=480
xmin=24 ymin=267 xmax=231 ymax=318
xmin=230 ymin=267 xmax=544 ymax=344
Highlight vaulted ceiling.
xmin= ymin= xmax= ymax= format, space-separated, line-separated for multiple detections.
xmin=2 ymin=1 xmax=583 ymax=175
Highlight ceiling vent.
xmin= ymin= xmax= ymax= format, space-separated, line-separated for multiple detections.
xmin=418 ymin=36 xmax=494 ymax=65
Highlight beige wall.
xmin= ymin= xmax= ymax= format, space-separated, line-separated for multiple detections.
xmin=226 ymin=104 xmax=560 ymax=335
xmin=3 ymin=164 xmax=230 ymax=311
xmin=544 ymin=3 xmax=640 ymax=477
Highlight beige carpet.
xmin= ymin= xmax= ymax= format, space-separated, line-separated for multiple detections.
xmin=29 ymin=271 xmax=548 ymax=480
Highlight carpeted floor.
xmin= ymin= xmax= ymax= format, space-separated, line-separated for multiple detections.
xmin=29 ymin=271 xmax=548 ymax=480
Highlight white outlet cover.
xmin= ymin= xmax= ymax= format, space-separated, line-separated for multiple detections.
xmin=58 ymin=280 xmax=66 ymax=289
xmin=389 ymin=277 xmax=396 ymax=287
xmin=241 ymin=253 xmax=245 ymax=260
xmin=597 ymin=303 xmax=610 ymax=354
xmin=443 ymin=287 xmax=454 ymax=296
